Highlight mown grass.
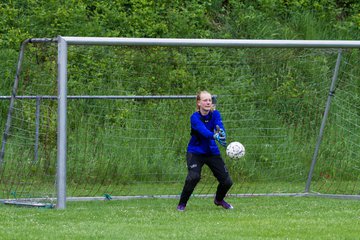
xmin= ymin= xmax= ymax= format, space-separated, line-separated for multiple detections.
xmin=1 ymin=196 xmax=360 ymax=240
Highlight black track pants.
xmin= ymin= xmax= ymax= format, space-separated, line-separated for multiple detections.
xmin=179 ymin=152 xmax=233 ymax=205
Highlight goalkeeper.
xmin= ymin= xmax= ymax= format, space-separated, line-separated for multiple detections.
xmin=177 ymin=91 xmax=233 ymax=211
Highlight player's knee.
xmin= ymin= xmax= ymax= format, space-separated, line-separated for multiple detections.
xmin=222 ymin=176 xmax=233 ymax=188
xmin=186 ymin=171 xmax=201 ymax=185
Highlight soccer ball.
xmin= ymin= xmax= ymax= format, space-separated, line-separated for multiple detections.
xmin=226 ymin=142 xmax=245 ymax=159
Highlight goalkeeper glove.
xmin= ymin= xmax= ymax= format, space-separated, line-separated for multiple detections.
xmin=219 ymin=128 xmax=226 ymax=138
xmin=214 ymin=133 xmax=227 ymax=147
xmin=215 ymin=125 xmax=227 ymax=139
xmin=214 ymin=126 xmax=227 ymax=147
xmin=215 ymin=125 xmax=226 ymax=137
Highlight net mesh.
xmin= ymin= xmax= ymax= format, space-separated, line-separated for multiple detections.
xmin=1 ymin=42 xmax=359 ymax=205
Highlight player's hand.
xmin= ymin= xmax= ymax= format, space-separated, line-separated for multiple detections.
xmin=214 ymin=131 xmax=227 ymax=147
xmin=219 ymin=128 xmax=226 ymax=138
xmin=215 ymin=125 xmax=226 ymax=136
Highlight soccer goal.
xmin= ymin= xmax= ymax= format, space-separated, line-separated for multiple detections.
xmin=1 ymin=37 xmax=360 ymax=209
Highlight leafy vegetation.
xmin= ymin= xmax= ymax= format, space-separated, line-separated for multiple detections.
xmin=1 ymin=0 xmax=359 ymax=93
xmin=0 ymin=1 xmax=359 ymax=195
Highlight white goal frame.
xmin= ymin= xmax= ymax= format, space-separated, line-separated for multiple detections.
xmin=3 ymin=36 xmax=360 ymax=209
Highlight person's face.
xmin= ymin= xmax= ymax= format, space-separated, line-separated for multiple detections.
xmin=198 ymin=92 xmax=212 ymax=113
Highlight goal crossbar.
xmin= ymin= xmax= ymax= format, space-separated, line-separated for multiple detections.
xmin=61 ymin=37 xmax=360 ymax=48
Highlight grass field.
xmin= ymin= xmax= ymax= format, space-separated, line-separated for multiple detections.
xmin=1 ymin=196 xmax=360 ymax=239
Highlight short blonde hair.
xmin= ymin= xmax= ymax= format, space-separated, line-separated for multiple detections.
xmin=196 ymin=90 xmax=215 ymax=111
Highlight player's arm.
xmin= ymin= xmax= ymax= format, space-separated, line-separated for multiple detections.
xmin=191 ymin=113 xmax=227 ymax=146
xmin=190 ymin=115 xmax=214 ymax=139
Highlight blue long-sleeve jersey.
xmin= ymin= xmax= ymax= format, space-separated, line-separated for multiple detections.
xmin=187 ymin=110 xmax=225 ymax=155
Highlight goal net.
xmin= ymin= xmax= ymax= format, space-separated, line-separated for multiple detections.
xmin=1 ymin=38 xmax=359 ymax=207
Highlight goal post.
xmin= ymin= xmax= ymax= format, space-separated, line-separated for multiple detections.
xmin=305 ymin=49 xmax=342 ymax=193
xmin=57 ymin=36 xmax=68 ymax=209
xmin=1 ymin=36 xmax=360 ymax=209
